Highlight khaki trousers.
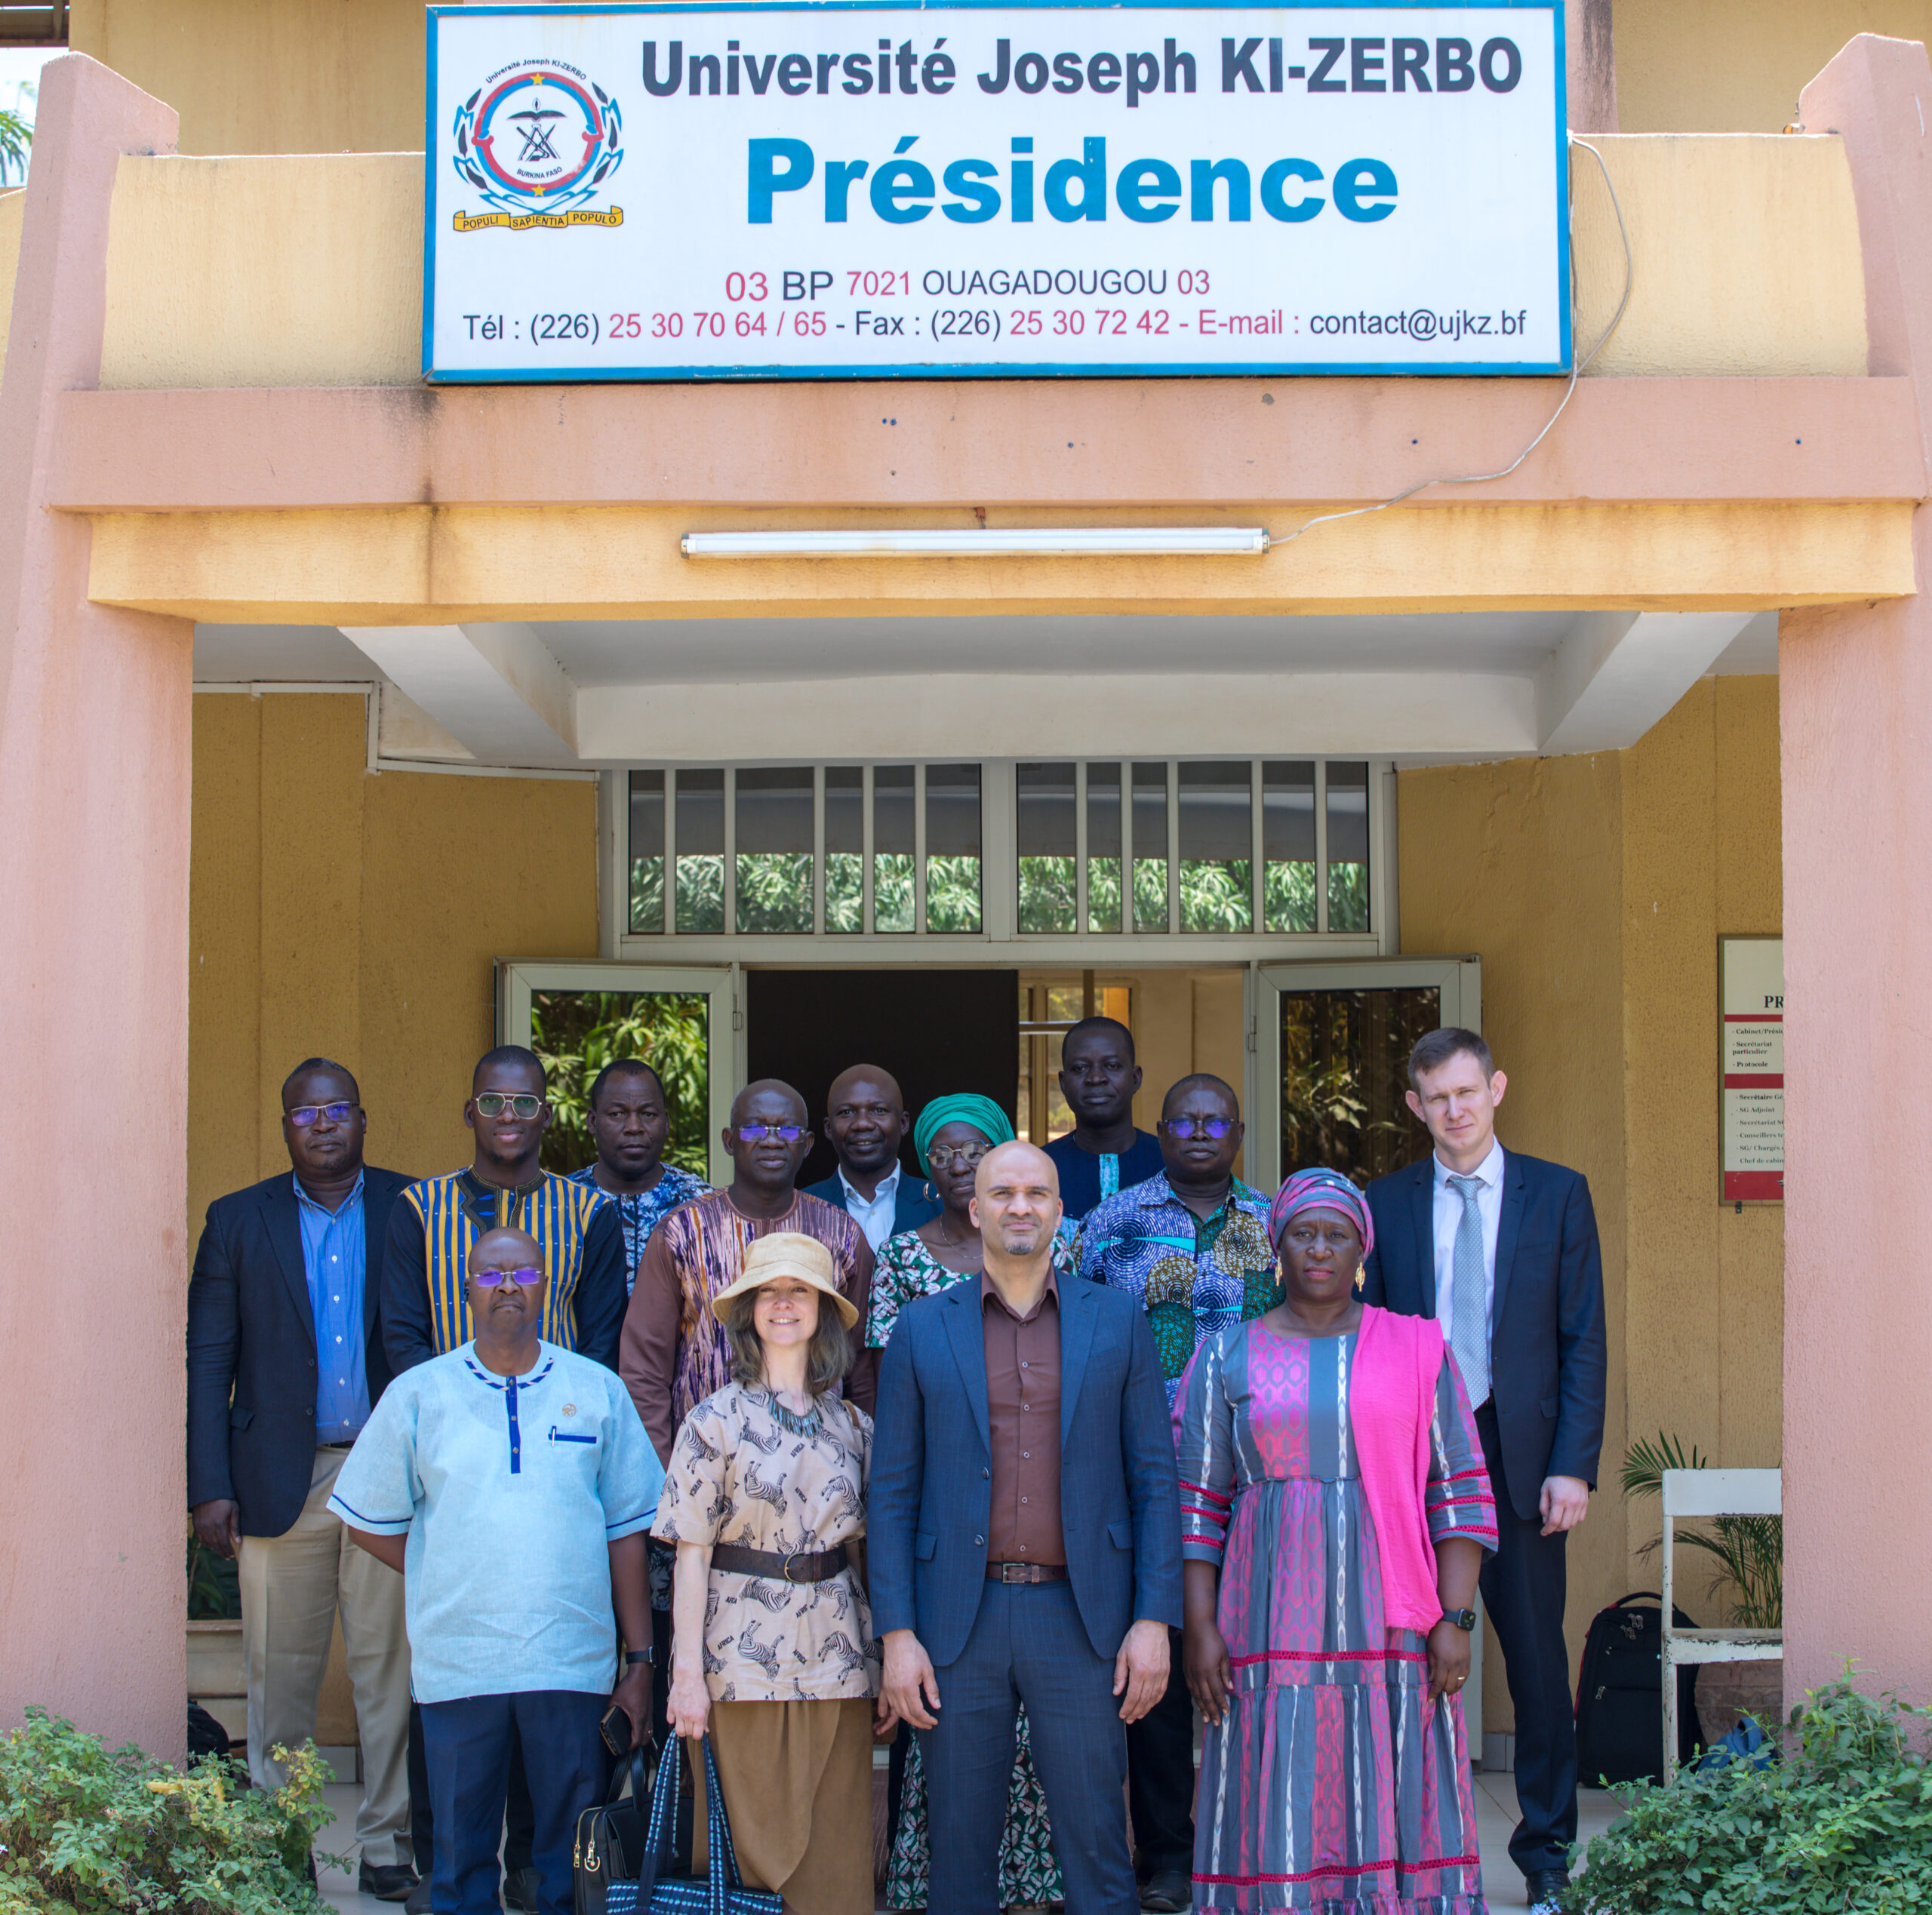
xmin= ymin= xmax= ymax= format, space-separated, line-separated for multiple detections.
xmin=238 ymin=1445 xmax=413 ymax=1865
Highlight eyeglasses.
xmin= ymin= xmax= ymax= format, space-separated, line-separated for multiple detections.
xmin=735 ymin=1123 xmax=807 ymax=1142
xmin=928 ymin=1144 xmax=991 ymax=1173
xmin=1162 ymin=1117 xmax=1236 ymax=1139
xmin=471 ymin=1266 xmax=545 ymax=1287
xmin=288 ymin=1102 xmax=356 ymax=1127
xmin=475 ymin=1093 xmax=544 ymax=1119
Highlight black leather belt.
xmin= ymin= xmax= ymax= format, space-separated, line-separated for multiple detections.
xmin=986 ymin=1562 xmax=1067 ymax=1583
xmin=711 ymin=1542 xmax=849 ymax=1585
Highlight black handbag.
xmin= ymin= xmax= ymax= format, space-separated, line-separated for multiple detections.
xmin=574 ymin=1746 xmax=654 ymax=1915
xmin=604 ymin=1734 xmax=781 ymax=1915
xmin=1574 ymin=1590 xmax=1704 ymax=1787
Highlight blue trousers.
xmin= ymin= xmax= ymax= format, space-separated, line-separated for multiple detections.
xmin=419 ymin=1690 xmax=606 ymax=1915
xmin=920 ymin=1580 xmax=1137 ymax=1915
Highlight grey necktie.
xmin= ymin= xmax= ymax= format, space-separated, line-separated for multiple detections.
xmin=1447 ymin=1175 xmax=1491 ymax=1406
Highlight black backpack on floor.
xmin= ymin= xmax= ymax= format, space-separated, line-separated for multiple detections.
xmin=1574 ymin=1590 xmax=1703 ymax=1787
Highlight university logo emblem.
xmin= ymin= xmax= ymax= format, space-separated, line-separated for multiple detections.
xmin=451 ymin=61 xmax=624 ymax=232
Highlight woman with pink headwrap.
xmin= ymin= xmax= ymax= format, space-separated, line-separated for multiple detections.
xmin=1172 ymin=1167 xmax=1499 ymax=1915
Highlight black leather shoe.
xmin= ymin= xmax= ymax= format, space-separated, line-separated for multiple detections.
xmin=405 ymin=1876 xmax=432 ymax=1914
xmin=358 ymin=1860 xmax=420 ymax=1902
xmin=500 ymin=1865 xmax=542 ymax=1914
xmin=1525 ymin=1867 xmax=1571 ymax=1913
xmin=1140 ymin=1868 xmax=1192 ymax=1912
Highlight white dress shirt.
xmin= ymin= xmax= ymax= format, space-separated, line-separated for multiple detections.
xmin=1431 ymin=1137 xmax=1505 ymax=1341
xmin=838 ymin=1163 xmax=903 ymax=1255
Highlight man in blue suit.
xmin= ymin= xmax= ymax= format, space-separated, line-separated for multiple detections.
xmin=801 ymin=1062 xmax=940 ymax=1252
xmin=1361 ymin=1028 xmax=1607 ymax=1915
xmin=186 ymin=1058 xmax=417 ymax=1898
xmin=871 ymin=1139 xmax=1183 ymax=1915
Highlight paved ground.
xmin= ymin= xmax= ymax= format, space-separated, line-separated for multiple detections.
xmin=315 ymin=1765 xmax=1623 ymax=1913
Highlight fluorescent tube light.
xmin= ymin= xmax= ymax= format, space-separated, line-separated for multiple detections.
xmin=679 ymin=527 xmax=1271 ymax=558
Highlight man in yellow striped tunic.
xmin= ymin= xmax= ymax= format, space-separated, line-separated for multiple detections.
xmin=381 ymin=1046 xmax=629 ymax=1376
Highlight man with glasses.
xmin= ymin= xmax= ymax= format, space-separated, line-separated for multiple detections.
xmin=802 ymin=1063 xmax=940 ymax=1253
xmin=620 ymin=1077 xmax=875 ymax=1466
xmin=381 ymin=1045 xmax=629 ymax=1376
xmin=1044 ymin=1017 xmax=1165 ymax=1222
xmin=381 ymin=1044 xmax=629 ymax=1915
xmin=1075 ymin=1074 xmax=1278 ymax=1915
xmin=186 ymin=1059 xmax=420 ymax=1900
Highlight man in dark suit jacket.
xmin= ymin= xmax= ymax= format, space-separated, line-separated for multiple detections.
xmin=1361 ymin=1028 xmax=1607 ymax=1915
xmin=801 ymin=1062 xmax=940 ymax=1252
xmin=186 ymin=1058 xmax=418 ymax=1901
xmin=872 ymin=1139 xmax=1183 ymax=1915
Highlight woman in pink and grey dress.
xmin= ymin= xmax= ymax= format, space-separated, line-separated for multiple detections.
xmin=1175 ymin=1168 xmax=1498 ymax=1915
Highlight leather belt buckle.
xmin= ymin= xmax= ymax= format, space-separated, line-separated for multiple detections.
xmin=783 ymin=1550 xmax=806 ymax=1585
xmin=999 ymin=1562 xmax=1029 ymax=1584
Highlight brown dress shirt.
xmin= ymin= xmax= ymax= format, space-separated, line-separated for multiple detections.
xmin=981 ymin=1265 xmax=1065 ymax=1566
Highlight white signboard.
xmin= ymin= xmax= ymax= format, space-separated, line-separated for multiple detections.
xmin=425 ymin=2 xmax=1567 ymax=383
xmin=1721 ymin=936 xmax=1783 ymax=1204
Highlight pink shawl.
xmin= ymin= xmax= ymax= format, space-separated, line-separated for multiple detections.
xmin=1350 ymin=1304 xmax=1448 ymax=1635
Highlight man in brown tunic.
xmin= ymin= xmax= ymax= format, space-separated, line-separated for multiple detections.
xmin=620 ymin=1077 xmax=875 ymax=1463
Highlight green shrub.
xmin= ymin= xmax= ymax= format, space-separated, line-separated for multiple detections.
xmin=1570 ymin=1680 xmax=1932 ymax=1913
xmin=0 ymin=1709 xmax=335 ymax=1914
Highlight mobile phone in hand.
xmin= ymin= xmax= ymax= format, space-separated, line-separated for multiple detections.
xmin=599 ymin=1704 xmax=633 ymax=1759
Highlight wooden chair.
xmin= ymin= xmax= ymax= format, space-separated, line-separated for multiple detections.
xmin=1660 ymin=1467 xmax=1782 ymax=1784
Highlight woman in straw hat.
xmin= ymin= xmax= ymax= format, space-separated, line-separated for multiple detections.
xmin=653 ymin=1231 xmax=882 ymax=1915
xmin=867 ymin=1093 xmax=1068 ymax=1915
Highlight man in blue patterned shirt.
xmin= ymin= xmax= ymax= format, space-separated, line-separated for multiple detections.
xmin=568 ymin=1059 xmax=709 ymax=1290
xmin=1076 ymin=1073 xmax=1278 ymax=1913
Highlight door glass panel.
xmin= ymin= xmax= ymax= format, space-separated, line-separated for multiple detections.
xmin=926 ymin=763 xmax=983 ymax=933
xmin=734 ymin=765 xmax=814 ymax=934
xmin=874 ymin=764 xmax=915 ymax=933
xmin=824 ymin=767 xmax=863 ymax=933
xmin=628 ymin=770 xmax=666 ymax=934
xmin=1017 ymin=761 xmax=1077 ymax=933
xmin=530 ymin=988 xmax=712 ymax=1179
xmin=1086 ymin=762 xmax=1121 ymax=933
xmin=1327 ymin=761 xmax=1371 ymax=933
xmin=1131 ymin=761 xmax=1169 ymax=933
xmin=1263 ymin=761 xmax=1316 ymax=933
xmin=1178 ymin=761 xmax=1253 ymax=933
xmin=674 ymin=768 xmax=724 ymax=934
xmin=1279 ymin=987 xmax=1441 ymax=1185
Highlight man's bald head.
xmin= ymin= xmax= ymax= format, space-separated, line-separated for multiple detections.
xmin=731 ymin=1077 xmax=808 ymax=1129
xmin=971 ymin=1139 xmax=1063 ymax=1269
xmin=466 ymin=1224 xmax=547 ymax=1339
xmin=469 ymin=1224 xmax=544 ymax=1274
xmin=825 ymin=1064 xmax=910 ymax=1181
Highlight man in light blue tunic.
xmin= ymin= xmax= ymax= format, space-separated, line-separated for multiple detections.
xmin=332 ymin=1224 xmax=663 ymax=1915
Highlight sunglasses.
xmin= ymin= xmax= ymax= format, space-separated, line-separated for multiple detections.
xmin=735 ymin=1123 xmax=807 ymax=1142
xmin=1162 ymin=1117 xmax=1236 ymax=1139
xmin=475 ymin=1093 xmax=545 ymax=1119
xmin=472 ymin=1266 xmax=545 ymax=1287
xmin=288 ymin=1102 xmax=356 ymax=1127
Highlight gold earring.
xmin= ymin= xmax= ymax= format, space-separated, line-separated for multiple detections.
xmin=1353 ymin=1264 xmax=1365 ymax=1293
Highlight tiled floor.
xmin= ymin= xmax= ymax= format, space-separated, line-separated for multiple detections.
xmin=317 ymin=1767 xmax=1623 ymax=1913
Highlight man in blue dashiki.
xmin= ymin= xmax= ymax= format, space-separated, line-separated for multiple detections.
xmin=566 ymin=1055 xmax=708 ymax=1744
xmin=1075 ymin=1073 xmax=1279 ymax=1915
xmin=567 ymin=1058 xmax=709 ymax=1290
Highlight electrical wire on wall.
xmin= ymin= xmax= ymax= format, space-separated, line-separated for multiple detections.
xmin=1265 ymin=136 xmax=1635 ymax=553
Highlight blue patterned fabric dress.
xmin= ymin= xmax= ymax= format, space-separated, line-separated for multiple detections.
xmin=1174 ymin=1316 xmax=1498 ymax=1914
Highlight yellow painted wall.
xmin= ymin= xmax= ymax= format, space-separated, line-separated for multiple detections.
xmin=1398 ymin=674 xmax=1783 ymax=1732
xmin=72 ymin=0 xmax=427 ymax=156
xmin=187 ymin=691 xmax=599 ymax=1234
xmin=1615 ymin=0 xmax=1932 ymax=133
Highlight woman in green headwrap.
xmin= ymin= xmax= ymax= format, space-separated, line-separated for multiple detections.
xmin=873 ymin=1093 xmax=1071 ymax=1914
